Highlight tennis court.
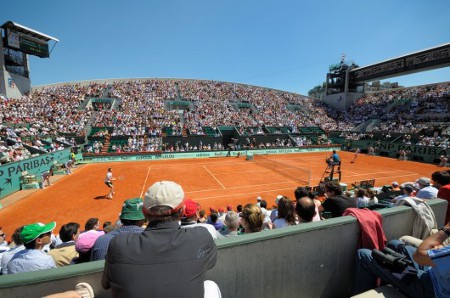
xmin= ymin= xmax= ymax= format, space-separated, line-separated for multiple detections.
xmin=0 ymin=151 xmax=443 ymax=236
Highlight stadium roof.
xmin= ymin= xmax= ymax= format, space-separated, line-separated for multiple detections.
xmin=1 ymin=20 xmax=59 ymax=42
xmin=353 ymin=42 xmax=450 ymax=70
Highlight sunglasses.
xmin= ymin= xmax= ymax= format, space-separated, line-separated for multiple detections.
xmin=0 ymin=233 xmax=5 ymax=238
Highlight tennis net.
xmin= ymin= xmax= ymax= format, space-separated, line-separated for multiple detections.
xmin=253 ymin=154 xmax=311 ymax=186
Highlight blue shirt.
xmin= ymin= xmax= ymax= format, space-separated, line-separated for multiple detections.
xmin=7 ymin=249 xmax=56 ymax=274
xmin=331 ymin=153 xmax=340 ymax=162
xmin=428 ymin=245 xmax=450 ymax=298
xmin=1 ymin=244 xmax=25 ymax=274
xmin=91 ymin=225 xmax=144 ymax=261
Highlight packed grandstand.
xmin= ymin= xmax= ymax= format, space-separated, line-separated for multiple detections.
xmin=1 ymin=79 xmax=449 ymax=162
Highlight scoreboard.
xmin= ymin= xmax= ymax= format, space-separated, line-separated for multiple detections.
xmin=5 ymin=28 xmax=49 ymax=58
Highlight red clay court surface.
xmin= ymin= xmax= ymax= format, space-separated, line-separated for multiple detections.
xmin=0 ymin=151 xmax=446 ymax=236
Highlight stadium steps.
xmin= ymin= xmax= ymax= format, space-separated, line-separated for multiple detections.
xmin=101 ymin=135 xmax=111 ymax=153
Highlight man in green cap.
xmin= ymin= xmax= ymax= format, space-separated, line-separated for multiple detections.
xmin=91 ymin=198 xmax=145 ymax=261
xmin=6 ymin=222 xmax=57 ymax=274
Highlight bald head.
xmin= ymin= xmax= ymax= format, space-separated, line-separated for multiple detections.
xmin=295 ymin=197 xmax=316 ymax=223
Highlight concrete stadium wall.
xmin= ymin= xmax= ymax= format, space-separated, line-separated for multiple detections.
xmin=0 ymin=199 xmax=446 ymax=298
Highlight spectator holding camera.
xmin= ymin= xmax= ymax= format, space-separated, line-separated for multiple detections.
xmin=351 ymin=221 xmax=450 ymax=297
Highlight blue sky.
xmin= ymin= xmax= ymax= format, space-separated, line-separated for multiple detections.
xmin=2 ymin=0 xmax=449 ymax=95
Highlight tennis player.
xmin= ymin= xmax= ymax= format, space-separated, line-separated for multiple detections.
xmin=351 ymin=148 xmax=360 ymax=163
xmin=104 ymin=168 xmax=116 ymax=199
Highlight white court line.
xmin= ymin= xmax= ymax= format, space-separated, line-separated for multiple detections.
xmin=187 ymin=180 xmax=296 ymax=194
xmin=189 ymin=186 xmax=296 ymax=202
xmin=139 ymin=166 xmax=152 ymax=198
xmin=203 ymin=165 xmax=226 ymax=189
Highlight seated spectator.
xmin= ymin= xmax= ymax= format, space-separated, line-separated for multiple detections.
xmin=48 ymin=222 xmax=80 ymax=267
xmin=219 ymin=211 xmax=240 ymax=237
xmin=351 ymin=220 xmax=450 ymax=297
xmin=270 ymin=195 xmax=283 ymax=222
xmin=74 ymin=220 xmax=105 ymax=264
xmin=415 ymin=177 xmax=438 ymax=199
xmin=102 ymin=181 xmax=220 ymax=297
xmin=318 ymin=181 xmax=357 ymax=217
xmin=102 ymin=221 xmax=114 ymax=233
xmin=217 ymin=207 xmax=226 ymax=224
xmin=431 ymin=170 xmax=450 ymax=223
xmin=239 ymin=204 xmax=265 ymax=234
xmin=181 ymin=198 xmax=220 ymax=240
xmin=0 ymin=227 xmax=8 ymax=263
xmin=259 ymin=200 xmax=272 ymax=227
xmin=295 ymin=196 xmax=317 ymax=223
xmin=197 ymin=209 xmax=207 ymax=223
xmin=392 ymin=184 xmax=415 ymax=205
xmin=391 ymin=181 xmax=401 ymax=191
xmin=7 ymin=222 xmax=57 ymax=274
xmin=294 ymin=187 xmax=321 ymax=222
xmin=273 ymin=196 xmax=296 ymax=228
xmin=207 ymin=212 xmax=224 ymax=231
xmin=366 ymin=188 xmax=379 ymax=206
xmin=1 ymin=226 xmax=25 ymax=274
xmin=355 ymin=188 xmax=370 ymax=208
xmin=91 ymin=198 xmax=145 ymax=261
xmin=83 ymin=218 xmax=101 ymax=232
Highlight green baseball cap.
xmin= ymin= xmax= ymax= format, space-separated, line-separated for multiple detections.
xmin=20 ymin=222 xmax=56 ymax=244
xmin=120 ymin=198 xmax=145 ymax=220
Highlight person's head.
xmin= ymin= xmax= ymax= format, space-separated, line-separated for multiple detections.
xmin=20 ymin=222 xmax=56 ymax=249
xmin=236 ymin=204 xmax=243 ymax=213
xmin=198 ymin=209 xmax=206 ymax=218
xmin=402 ymin=184 xmax=414 ymax=195
xmin=0 ymin=227 xmax=6 ymax=245
xmin=356 ymin=188 xmax=366 ymax=198
xmin=333 ymin=150 xmax=336 ymax=154
xmin=295 ymin=197 xmax=316 ymax=223
xmin=431 ymin=170 xmax=450 ymax=188
xmin=11 ymin=225 xmax=25 ymax=246
xmin=85 ymin=218 xmax=100 ymax=231
xmin=240 ymin=204 xmax=264 ymax=233
xmin=119 ymin=198 xmax=145 ymax=226
xmin=103 ymin=221 xmax=112 ymax=229
xmin=183 ymin=199 xmax=199 ymax=220
xmin=210 ymin=212 xmax=219 ymax=223
xmin=108 ymin=167 xmax=112 ymax=173
xmin=324 ymin=181 xmax=343 ymax=196
xmin=415 ymin=177 xmax=431 ymax=189
xmin=275 ymin=194 xmax=283 ymax=206
xmin=224 ymin=211 xmax=240 ymax=231
xmin=391 ymin=181 xmax=399 ymax=188
xmin=143 ymin=181 xmax=185 ymax=224
xmin=260 ymin=200 xmax=267 ymax=209
xmin=277 ymin=196 xmax=296 ymax=225
xmin=227 ymin=205 xmax=233 ymax=212
xmin=59 ymin=222 xmax=80 ymax=243
xmin=294 ymin=187 xmax=309 ymax=200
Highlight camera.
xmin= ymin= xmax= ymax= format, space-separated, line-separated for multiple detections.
xmin=371 ymin=247 xmax=413 ymax=272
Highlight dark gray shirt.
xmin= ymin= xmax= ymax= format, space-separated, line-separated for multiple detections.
xmin=103 ymin=220 xmax=217 ymax=298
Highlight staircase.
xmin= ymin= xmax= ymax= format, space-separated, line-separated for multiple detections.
xmin=83 ymin=111 xmax=99 ymax=145
xmin=101 ymin=135 xmax=111 ymax=153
